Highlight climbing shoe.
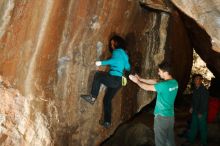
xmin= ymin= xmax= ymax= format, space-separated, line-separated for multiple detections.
xmin=80 ymin=95 xmax=96 ymax=105
xmin=99 ymin=120 xmax=111 ymax=128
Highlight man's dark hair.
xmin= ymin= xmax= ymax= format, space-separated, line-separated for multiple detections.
xmin=192 ymin=74 xmax=203 ymax=80
xmin=158 ymin=61 xmax=173 ymax=76
xmin=109 ymin=35 xmax=126 ymax=53
xmin=191 ymin=74 xmax=203 ymax=89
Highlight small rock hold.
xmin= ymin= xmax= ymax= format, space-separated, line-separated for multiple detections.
xmin=2 ymin=80 xmax=11 ymax=88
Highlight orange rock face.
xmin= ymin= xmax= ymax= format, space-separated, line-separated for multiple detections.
xmin=0 ymin=0 xmax=195 ymax=145
xmin=0 ymin=76 xmax=52 ymax=145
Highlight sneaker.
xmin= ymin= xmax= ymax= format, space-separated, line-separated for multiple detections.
xmin=99 ymin=120 xmax=111 ymax=128
xmin=80 ymin=95 xmax=96 ymax=105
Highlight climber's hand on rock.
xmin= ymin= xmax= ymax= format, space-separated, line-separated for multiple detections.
xmin=95 ymin=61 xmax=101 ymax=66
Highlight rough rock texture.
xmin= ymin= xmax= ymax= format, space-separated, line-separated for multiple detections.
xmin=171 ymin=0 xmax=220 ymax=53
xmin=101 ymin=123 xmax=154 ymax=146
xmin=0 ymin=76 xmax=52 ymax=146
xmin=179 ymin=11 xmax=220 ymax=78
xmin=137 ymin=0 xmax=193 ymax=111
xmin=0 ymin=0 xmax=199 ymax=146
xmin=170 ymin=0 xmax=220 ymax=78
xmin=140 ymin=0 xmax=171 ymax=12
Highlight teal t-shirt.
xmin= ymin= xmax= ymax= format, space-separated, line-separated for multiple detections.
xmin=154 ymin=79 xmax=178 ymax=116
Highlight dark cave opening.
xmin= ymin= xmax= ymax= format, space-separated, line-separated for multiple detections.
xmin=177 ymin=9 xmax=220 ymax=79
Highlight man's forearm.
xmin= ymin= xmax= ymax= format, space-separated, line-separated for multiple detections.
xmin=129 ymin=74 xmax=156 ymax=91
xmin=139 ymin=78 xmax=157 ymax=84
xmin=136 ymin=80 xmax=156 ymax=91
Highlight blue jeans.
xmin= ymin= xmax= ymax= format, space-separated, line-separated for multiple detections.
xmin=154 ymin=115 xmax=175 ymax=146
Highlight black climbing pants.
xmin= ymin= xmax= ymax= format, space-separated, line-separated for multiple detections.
xmin=91 ymin=71 xmax=121 ymax=122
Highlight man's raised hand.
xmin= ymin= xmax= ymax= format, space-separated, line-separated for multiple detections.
xmin=129 ymin=74 xmax=138 ymax=83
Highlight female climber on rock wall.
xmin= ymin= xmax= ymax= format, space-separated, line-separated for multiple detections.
xmin=81 ymin=35 xmax=131 ymax=128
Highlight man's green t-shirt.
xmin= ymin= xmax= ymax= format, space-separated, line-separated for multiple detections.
xmin=154 ymin=79 xmax=178 ymax=116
